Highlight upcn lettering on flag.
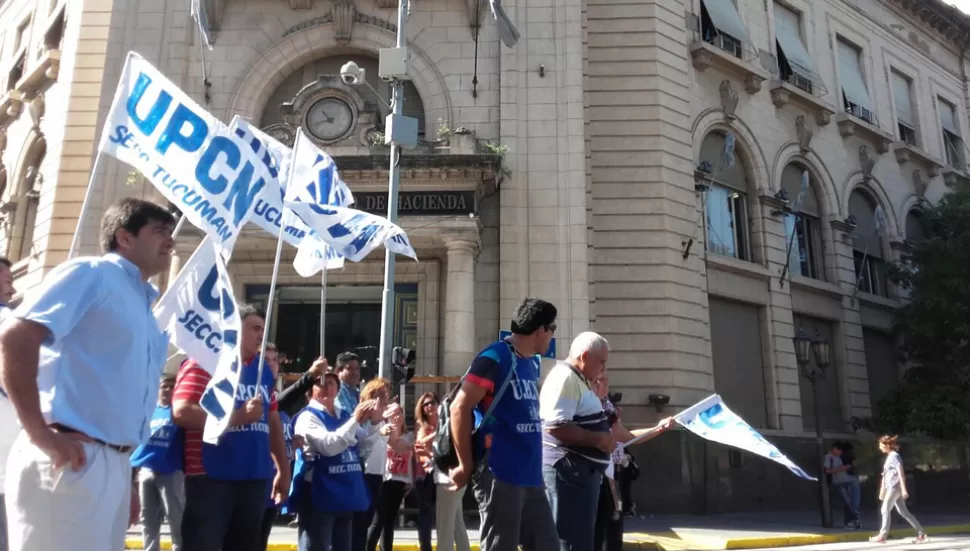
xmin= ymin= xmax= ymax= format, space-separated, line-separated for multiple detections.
xmin=283 ymin=130 xmax=418 ymax=263
xmin=154 ymin=235 xmax=238 ymax=372
xmin=674 ymin=395 xmax=816 ymax=481
xmin=99 ymin=52 xmax=269 ymax=256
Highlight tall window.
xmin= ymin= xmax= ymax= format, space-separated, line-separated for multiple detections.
xmin=905 ymin=209 xmax=925 ymax=245
xmin=699 ymin=0 xmax=753 ymax=59
xmin=939 ymin=97 xmax=964 ymax=169
xmin=849 ymin=189 xmax=887 ymax=297
xmin=773 ymin=3 xmax=822 ymax=95
xmin=701 ymin=132 xmax=751 ymax=261
xmin=781 ymin=164 xmax=823 ymax=279
xmin=891 ymin=71 xmax=917 ymax=146
xmin=837 ymin=38 xmax=876 ymax=125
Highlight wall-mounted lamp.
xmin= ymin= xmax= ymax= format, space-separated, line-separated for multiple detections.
xmin=538 ymin=64 xmax=545 ymax=78
xmin=648 ymin=393 xmax=670 ymax=412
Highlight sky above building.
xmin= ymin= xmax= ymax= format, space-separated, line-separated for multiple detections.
xmin=948 ymin=0 xmax=970 ymax=13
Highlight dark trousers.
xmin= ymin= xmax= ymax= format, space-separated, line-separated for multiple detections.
xmin=593 ymin=478 xmax=623 ymax=551
xmin=260 ymin=506 xmax=278 ymax=550
xmin=353 ymin=474 xmax=383 ymax=551
xmin=616 ymin=467 xmax=634 ymax=516
xmin=414 ymin=476 xmax=434 ymax=551
xmin=181 ymin=475 xmax=269 ymax=551
xmin=367 ymin=480 xmax=408 ymax=551
xmin=297 ymin=494 xmax=353 ymax=551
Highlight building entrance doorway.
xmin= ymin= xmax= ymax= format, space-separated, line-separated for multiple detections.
xmin=273 ymin=285 xmax=382 ymax=373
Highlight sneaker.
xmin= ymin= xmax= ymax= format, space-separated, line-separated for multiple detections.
xmin=913 ymin=533 xmax=928 ymax=543
xmin=869 ymin=535 xmax=887 ymax=543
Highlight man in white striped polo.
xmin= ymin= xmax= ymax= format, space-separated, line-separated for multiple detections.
xmin=539 ymin=332 xmax=615 ymax=551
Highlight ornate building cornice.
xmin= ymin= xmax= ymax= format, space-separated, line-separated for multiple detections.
xmin=890 ymin=0 xmax=970 ymax=47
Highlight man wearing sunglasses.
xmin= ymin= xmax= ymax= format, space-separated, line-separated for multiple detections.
xmin=448 ymin=297 xmax=559 ymax=551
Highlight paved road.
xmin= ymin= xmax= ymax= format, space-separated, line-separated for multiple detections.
xmin=743 ymin=535 xmax=970 ymax=551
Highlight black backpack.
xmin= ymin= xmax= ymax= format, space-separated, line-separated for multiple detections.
xmin=432 ymin=342 xmax=518 ymax=473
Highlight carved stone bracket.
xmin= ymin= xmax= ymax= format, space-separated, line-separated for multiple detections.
xmin=859 ymin=145 xmax=876 ymax=182
xmin=283 ymin=7 xmax=396 ymax=37
xmin=28 ymin=94 xmax=44 ymax=131
xmin=719 ymin=80 xmax=738 ymax=121
xmin=795 ymin=115 xmax=813 ymax=152
xmin=913 ymin=169 xmax=928 ymax=198
xmin=333 ymin=0 xmax=357 ymax=45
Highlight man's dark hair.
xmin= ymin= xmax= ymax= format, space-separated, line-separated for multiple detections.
xmin=100 ymin=198 xmax=176 ymax=253
xmin=335 ymin=351 xmax=360 ymax=372
xmin=238 ymin=303 xmax=264 ymax=322
xmin=0 ymin=257 xmax=11 ymax=269
xmin=510 ymin=298 xmax=557 ymax=335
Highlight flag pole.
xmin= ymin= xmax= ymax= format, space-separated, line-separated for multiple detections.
xmin=67 ymin=150 xmax=104 ymax=260
xmin=319 ymin=268 xmax=327 ymax=359
xmin=255 ymin=209 xmax=288 ymax=389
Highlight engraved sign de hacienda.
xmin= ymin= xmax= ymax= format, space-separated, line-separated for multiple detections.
xmin=353 ymin=191 xmax=475 ymax=216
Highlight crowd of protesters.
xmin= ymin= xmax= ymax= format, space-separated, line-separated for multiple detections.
xmin=0 ymin=197 xmax=931 ymax=551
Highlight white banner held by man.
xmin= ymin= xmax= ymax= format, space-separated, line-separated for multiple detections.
xmin=99 ymin=52 xmax=268 ymax=255
xmin=674 ymin=394 xmax=816 ymax=481
xmin=283 ymin=130 xmax=418 ymax=263
xmin=154 ymin=235 xmax=238 ymax=373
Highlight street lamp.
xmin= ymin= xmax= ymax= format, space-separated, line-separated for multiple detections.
xmin=340 ymin=0 xmax=417 ymax=380
xmin=793 ymin=328 xmax=833 ymax=528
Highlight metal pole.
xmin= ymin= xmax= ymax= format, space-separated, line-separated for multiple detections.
xmin=812 ymin=376 xmax=833 ymax=528
xmin=255 ymin=209 xmax=288 ymax=389
xmin=319 ymin=268 xmax=327 ymax=359
xmin=377 ymin=0 xmax=408 ymax=381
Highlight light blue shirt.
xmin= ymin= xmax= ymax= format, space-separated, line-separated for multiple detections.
xmin=335 ymin=381 xmax=360 ymax=417
xmin=12 ymin=253 xmax=169 ymax=447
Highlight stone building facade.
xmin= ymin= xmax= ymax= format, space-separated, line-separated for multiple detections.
xmin=1 ymin=0 xmax=969 ymax=512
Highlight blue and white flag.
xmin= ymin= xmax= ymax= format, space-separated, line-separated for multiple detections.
xmin=489 ymin=0 xmax=521 ymax=48
xmin=675 ymin=394 xmax=816 ymax=481
xmin=283 ymin=130 xmax=417 ymax=263
xmin=229 ymin=116 xmax=346 ymax=272
xmin=153 ymin=236 xmax=239 ymax=373
xmin=100 ymin=52 xmax=269 ymax=256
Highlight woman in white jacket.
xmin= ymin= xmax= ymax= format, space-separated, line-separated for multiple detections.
xmin=869 ymin=435 xmax=927 ymax=544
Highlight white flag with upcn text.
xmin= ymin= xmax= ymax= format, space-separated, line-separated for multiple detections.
xmin=674 ymin=394 xmax=816 ymax=481
xmin=283 ymin=130 xmax=417 ymax=263
xmin=99 ymin=52 xmax=270 ymax=256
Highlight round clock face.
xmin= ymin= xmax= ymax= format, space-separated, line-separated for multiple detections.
xmin=305 ymin=98 xmax=354 ymax=142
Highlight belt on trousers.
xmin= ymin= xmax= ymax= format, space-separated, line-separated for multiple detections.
xmin=49 ymin=423 xmax=133 ymax=454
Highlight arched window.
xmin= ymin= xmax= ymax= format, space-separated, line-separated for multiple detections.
xmin=260 ymin=54 xmax=427 ymax=139
xmin=8 ymin=140 xmax=46 ymax=263
xmin=904 ymin=209 xmax=925 ymax=245
xmin=700 ymin=131 xmax=752 ymax=261
xmin=848 ymin=189 xmax=887 ymax=297
xmin=780 ymin=163 xmax=823 ymax=279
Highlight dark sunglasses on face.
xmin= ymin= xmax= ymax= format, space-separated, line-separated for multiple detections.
xmin=545 ymin=323 xmax=557 ymax=333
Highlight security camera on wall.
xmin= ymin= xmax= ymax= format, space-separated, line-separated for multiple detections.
xmin=340 ymin=61 xmax=365 ymax=86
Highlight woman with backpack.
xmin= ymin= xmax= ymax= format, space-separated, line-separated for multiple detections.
xmin=416 ymin=392 xmax=471 ymax=551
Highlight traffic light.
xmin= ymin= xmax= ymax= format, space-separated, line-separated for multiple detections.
xmin=391 ymin=346 xmax=416 ymax=386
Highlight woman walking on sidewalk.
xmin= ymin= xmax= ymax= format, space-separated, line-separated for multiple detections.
xmin=870 ymin=435 xmax=927 ymax=544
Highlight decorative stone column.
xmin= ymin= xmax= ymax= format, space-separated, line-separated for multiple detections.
xmin=443 ymin=237 xmax=477 ymax=376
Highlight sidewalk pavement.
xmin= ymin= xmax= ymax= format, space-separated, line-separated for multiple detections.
xmin=124 ymin=511 xmax=970 ymax=551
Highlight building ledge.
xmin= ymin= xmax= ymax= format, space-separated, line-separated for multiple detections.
xmin=706 ymin=253 xmax=771 ymax=282
xmin=790 ymin=275 xmax=845 ymax=300
xmin=689 ymin=41 xmax=768 ymax=94
xmin=835 ymin=113 xmax=893 ymax=154
xmin=757 ymin=191 xmax=790 ymax=215
xmin=892 ymin=142 xmax=943 ymax=177
xmin=768 ymin=80 xmax=835 ymax=126
xmin=16 ymin=49 xmax=61 ymax=97
xmin=857 ymin=292 xmax=900 ymax=311
xmin=942 ymin=167 xmax=970 ymax=187
xmin=0 ymin=90 xmax=24 ymax=127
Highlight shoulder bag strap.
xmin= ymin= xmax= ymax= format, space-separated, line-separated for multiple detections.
xmin=478 ymin=342 xmax=519 ymax=428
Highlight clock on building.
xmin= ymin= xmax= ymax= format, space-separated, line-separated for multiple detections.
xmin=304 ymin=97 xmax=355 ymax=142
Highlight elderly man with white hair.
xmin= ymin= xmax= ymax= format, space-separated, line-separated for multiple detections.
xmin=538 ymin=332 xmax=615 ymax=551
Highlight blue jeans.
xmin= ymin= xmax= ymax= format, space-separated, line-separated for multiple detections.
xmin=837 ymin=478 xmax=861 ymax=523
xmin=543 ymin=456 xmax=603 ymax=551
xmin=298 ymin=496 xmax=352 ymax=551
xmin=0 ymin=493 xmax=7 ymax=551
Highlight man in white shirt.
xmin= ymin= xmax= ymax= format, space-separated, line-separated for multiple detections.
xmin=0 ymin=256 xmax=17 ymax=551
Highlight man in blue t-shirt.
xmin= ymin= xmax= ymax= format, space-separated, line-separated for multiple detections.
xmin=448 ymin=298 xmax=559 ymax=551
xmin=131 ymin=375 xmax=185 ymax=551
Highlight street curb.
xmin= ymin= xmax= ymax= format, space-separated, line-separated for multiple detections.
xmin=123 ymin=523 xmax=970 ymax=551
